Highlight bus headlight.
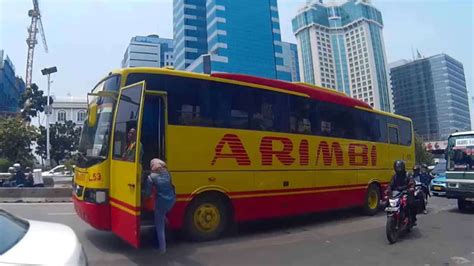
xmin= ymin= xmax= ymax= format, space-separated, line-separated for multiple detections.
xmin=84 ymin=188 xmax=108 ymax=204
xmin=448 ymin=183 xmax=459 ymax=188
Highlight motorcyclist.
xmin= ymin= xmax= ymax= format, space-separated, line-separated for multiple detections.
xmin=420 ymin=164 xmax=433 ymax=187
xmin=2 ymin=167 xmax=17 ymax=187
xmin=412 ymin=165 xmax=428 ymax=214
xmin=13 ymin=163 xmax=26 ymax=187
xmin=386 ymin=160 xmax=417 ymax=225
xmin=25 ymin=167 xmax=34 ymax=187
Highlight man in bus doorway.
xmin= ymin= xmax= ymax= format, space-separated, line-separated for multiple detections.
xmin=123 ymin=128 xmax=137 ymax=161
xmin=146 ymin=158 xmax=176 ymax=253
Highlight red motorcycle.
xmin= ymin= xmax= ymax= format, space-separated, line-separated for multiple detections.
xmin=385 ymin=190 xmax=414 ymax=244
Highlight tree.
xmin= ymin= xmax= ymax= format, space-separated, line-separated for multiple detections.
xmin=0 ymin=116 xmax=38 ymax=166
xmin=19 ymin=83 xmax=53 ymax=122
xmin=415 ymin=134 xmax=434 ymax=165
xmin=36 ymin=120 xmax=82 ymax=165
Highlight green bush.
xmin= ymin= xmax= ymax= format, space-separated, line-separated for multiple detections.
xmin=0 ymin=158 xmax=12 ymax=172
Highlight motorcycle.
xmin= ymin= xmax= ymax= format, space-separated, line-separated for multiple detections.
xmin=414 ymin=180 xmax=428 ymax=213
xmin=385 ymin=190 xmax=414 ymax=244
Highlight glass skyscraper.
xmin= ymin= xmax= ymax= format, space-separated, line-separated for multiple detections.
xmin=0 ymin=50 xmax=25 ymax=115
xmin=282 ymin=42 xmax=301 ymax=82
xmin=121 ymin=35 xmax=174 ymax=68
xmin=292 ymin=0 xmax=391 ymax=111
xmin=176 ymin=0 xmax=291 ymax=81
xmin=390 ymin=54 xmax=471 ymax=141
xmin=173 ymin=0 xmax=208 ymax=70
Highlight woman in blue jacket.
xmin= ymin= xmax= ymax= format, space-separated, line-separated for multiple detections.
xmin=147 ymin=158 xmax=176 ymax=253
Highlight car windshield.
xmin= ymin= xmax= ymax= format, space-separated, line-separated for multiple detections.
xmin=432 ymin=160 xmax=446 ymax=175
xmin=447 ymin=135 xmax=474 ymax=172
xmin=0 ymin=210 xmax=29 ymax=255
xmin=77 ymin=75 xmax=121 ymax=168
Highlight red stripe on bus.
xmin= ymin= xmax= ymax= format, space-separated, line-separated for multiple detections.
xmin=174 ymin=183 xmax=369 ymax=199
xmin=211 ymin=73 xmax=372 ymax=109
xmin=109 ymin=197 xmax=140 ymax=212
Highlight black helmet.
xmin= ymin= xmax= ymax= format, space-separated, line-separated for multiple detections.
xmin=393 ymin=160 xmax=406 ymax=174
xmin=413 ymin=165 xmax=421 ymax=171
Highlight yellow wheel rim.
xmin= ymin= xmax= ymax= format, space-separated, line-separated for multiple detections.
xmin=193 ymin=203 xmax=221 ymax=233
xmin=368 ymin=190 xmax=378 ymax=210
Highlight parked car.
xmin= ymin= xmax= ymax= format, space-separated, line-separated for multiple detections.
xmin=430 ymin=159 xmax=447 ymax=196
xmin=42 ymin=165 xmax=74 ymax=183
xmin=0 ymin=209 xmax=87 ymax=265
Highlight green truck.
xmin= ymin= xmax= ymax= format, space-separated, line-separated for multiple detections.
xmin=445 ymin=131 xmax=474 ymax=211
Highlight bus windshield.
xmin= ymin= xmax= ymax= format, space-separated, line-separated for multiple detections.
xmin=77 ymin=75 xmax=120 ymax=168
xmin=447 ymin=135 xmax=474 ymax=172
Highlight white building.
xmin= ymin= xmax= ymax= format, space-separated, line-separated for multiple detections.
xmin=121 ymin=35 xmax=174 ymax=68
xmin=50 ymin=96 xmax=87 ymax=127
xmin=292 ymin=0 xmax=392 ymax=111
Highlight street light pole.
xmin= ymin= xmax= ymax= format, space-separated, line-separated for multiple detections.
xmin=41 ymin=66 xmax=57 ymax=169
xmin=46 ymin=73 xmax=51 ymax=167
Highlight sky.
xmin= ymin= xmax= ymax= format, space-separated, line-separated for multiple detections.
xmin=0 ymin=0 xmax=473 ymax=103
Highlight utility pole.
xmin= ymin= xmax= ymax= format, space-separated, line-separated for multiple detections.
xmin=41 ymin=66 xmax=57 ymax=168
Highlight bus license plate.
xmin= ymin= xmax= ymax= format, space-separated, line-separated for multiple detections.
xmin=433 ymin=186 xmax=441 ymax=191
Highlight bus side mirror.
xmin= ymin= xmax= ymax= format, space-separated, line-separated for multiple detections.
xmin=88 ymin=104 xmax=97 ymax=127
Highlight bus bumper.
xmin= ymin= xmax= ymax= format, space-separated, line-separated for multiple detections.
xmin=73 ymin=195 xmax=111 ymax=230
xmin=446 ymin=189 xmax=474 ymax=200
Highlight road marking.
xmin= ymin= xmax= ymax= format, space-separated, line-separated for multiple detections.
xmin=47 ymin=212 xmax=76 ymax=216
xmin=0 ymin=202 xmax=72 ymax=206
xmin=451 ymin=257 xmax=471 ymax=264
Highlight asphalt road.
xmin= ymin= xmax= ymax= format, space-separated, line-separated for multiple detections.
xmin=1 ymin=197 xmax=473 ymax=266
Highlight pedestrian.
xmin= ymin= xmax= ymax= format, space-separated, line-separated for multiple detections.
xmin=147 ymin=158 xmax=176 ymax=253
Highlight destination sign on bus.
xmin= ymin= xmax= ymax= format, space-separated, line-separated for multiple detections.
xmin=455 ymin=138 xmax=474 ymax=147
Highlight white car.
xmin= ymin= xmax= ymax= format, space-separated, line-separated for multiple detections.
xmin=0 ymin=210 xmax=87 ymax=265
xmin=42 ymin=165 xmax=74 ymax=183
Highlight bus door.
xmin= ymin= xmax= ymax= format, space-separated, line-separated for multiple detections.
xmin=141 ymin=91 xmax=167 ymax=173
xmin=109 ymin=81 xmax=146 ymax=248
xmin=140 ymin=91 xmax=168 ymax=217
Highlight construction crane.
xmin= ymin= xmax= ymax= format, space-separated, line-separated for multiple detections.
xmin=25 ymin=0 xmax=48 ymax=87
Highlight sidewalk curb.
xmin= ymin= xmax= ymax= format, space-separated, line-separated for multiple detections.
xmin=0 ymin=197 xmax=72 ymax=203
xmin=0 ymin=187 xmax=72 ymax=203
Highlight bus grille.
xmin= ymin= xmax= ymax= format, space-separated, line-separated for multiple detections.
xmin=460 ymin=183 xmax=474 ymax=190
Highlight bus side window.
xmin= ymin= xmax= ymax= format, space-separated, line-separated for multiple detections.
xmin=389 ymin=127 xmax=399 ymax=145
xmin=398 ymin=120 xmax=413 ymax=146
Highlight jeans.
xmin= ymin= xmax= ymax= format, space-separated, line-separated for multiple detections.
xmin=154 ymin=208 xmax=167 ymax=251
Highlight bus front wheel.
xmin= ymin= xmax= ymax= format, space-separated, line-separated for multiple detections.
xmin=363 ymin=184 xmax=380 ymax=216
xmin=184 ymin=194 xmax=230 ymax=241
xmin=458 ymin=199 xmax=468 ymax=212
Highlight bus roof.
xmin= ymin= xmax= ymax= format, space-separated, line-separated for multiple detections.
xmin=211 ymin=73 xmax=372 ymax=110
xmin=450 ymin=131 xmax=474 ymax=137
xmin=111 ymin=67 xmax=412 ymax=121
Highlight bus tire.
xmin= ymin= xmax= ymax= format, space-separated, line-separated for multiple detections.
xmin=458 ymin=199 xmax=468 ymax=212
xmin=363 ymin=183 xmax=380 ymax=216
xmin=184 ymin=193 xmax=230 ymax=241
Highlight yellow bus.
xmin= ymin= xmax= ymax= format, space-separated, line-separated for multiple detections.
xmin=73 ymin=67 xmax=414 ymax=247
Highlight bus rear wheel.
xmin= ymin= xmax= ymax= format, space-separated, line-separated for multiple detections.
xmin=363 ymin=184 xmax=380 ymax=216
xmin=184 ymin=194 xmax=230 ymax=241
